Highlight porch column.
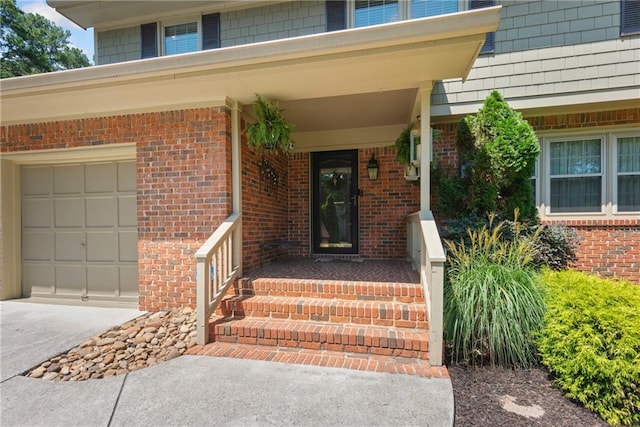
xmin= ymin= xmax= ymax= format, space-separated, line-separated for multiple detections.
xmin=419 ymin=82 xmax=433 ymax=211
xmin=230 ymin=99 xmax=242 ymax=277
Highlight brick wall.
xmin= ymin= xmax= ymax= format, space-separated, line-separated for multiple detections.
xmin=1 ymin=107 xmax=233 ymax=310
xmin=287 ymin=147 xmax=420 ymax=261
xmin=241 ymin=128 xmax=289 ymax=270
xmin=542 ymin=219 xmax=639 ymax=282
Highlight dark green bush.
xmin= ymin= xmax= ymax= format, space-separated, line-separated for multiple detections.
xmin=444 ymin=214 xmax=546 ymax=368
xmin=538 ymin=270 xmax=640 ymax=426
xmin=534 ymin=224 xmax=580 ymax=270
xmin=436 ymin=91 xmax=540 ymax=223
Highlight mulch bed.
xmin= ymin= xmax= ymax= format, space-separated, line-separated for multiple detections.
xmin=449 ymin=364 xmax=608 ymax=426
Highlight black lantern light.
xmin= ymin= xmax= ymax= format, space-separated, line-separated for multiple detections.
xmin=367 ymin=153 xmax=379 ymax=181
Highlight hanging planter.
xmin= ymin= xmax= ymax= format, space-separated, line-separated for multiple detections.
xmin=395 ymin=123 xmax=420 ymax=180
xmin=246 ymin=95 xmax=295 ymax=155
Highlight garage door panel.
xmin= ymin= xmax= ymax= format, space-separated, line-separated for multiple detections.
xmin=23 ymin=231 xmax=53 ymax=261
xmin=54 ymin=165 xmax=83 ymax=194
xmin=118 ymin=161 xmax=136 ymax=192
xmin=87 ymin=232 xmax=116 ymax=262
xmin=54 ymin=198 xmax=84 ymax=227
xmin=119 ymin=231 xmax=137 ymax=262
xmin=23 ymin=264 xmax=54 ymax=294
xmin=119 ymin=266 xmax=139 ymax=297
xmin=87 ymin=266 xmax=118 ymax=297
xmin=118 ymin=196 xmax=136 ymax=227
xmin=55 ymin=232 xmax=84 ymax=261
xmin=22 ymin=199 xmax=52 ymax=228
xmin=86 ymin=197 xmax=116 ymax=227
xmin=86 ymin=163 xmax=117 ymax=193
xmin=22 ymin=166 xmax=51 ymax=195
xmin=55 ymin=265 xmax=85 ymax=296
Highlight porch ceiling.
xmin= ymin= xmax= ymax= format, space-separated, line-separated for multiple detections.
xmin=1 ymin=7 xmax=501 ymax=133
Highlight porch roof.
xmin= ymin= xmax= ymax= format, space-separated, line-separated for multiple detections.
xmin=1 ymin=7 xmax=500 ymax=148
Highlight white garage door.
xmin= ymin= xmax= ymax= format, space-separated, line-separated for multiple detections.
xmin=21 ymin=161 xmax=138 ymax=302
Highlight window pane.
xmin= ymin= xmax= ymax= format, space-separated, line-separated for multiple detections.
xmin=550 ymin=139 xmax=601 ymax=175
xmin=618 ymin=175 xmax=640 ymax=212
xmin=618 ymin=136 xmax=640 ymax=211
xmin=618 ymin=136 xmax=640 ymax=173
xmin=165 ymin=22 xmax=198 ymax=55
xmin=355 ymin=0 xmax=399 ymax=27
xmin=550 ymin=176 xmax=601 ymax=213
xmin=411 ymin=0 xmax=458 ymax=19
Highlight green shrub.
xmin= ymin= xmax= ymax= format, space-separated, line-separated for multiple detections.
xmin=537 ymin=270 xmax=640 ymax=426
xmin=442 ymin=91 xmax=540 ymax=223
xmin=440 ymin=218 xmax=580 ymax=271
xmin=444 ymin=213 xmax=546 ymax=368
xmin=533 ymin=224 xmax=580 ymax=270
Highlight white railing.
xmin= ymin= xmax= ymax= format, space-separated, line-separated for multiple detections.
xmin=196 ymin=212 xmax=242 ymax=345
xmin=407 ymin=210 xmax=446 ymax=366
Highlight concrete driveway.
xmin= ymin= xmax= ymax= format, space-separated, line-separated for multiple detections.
xmin=0 ymin=300 xmax=454 ymax=427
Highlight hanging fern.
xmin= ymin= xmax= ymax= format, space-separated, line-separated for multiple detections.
xmin=246 ymin=95 xmax=295 ymax=155
xmin=395 ymin=123 xmax=416 ymax=165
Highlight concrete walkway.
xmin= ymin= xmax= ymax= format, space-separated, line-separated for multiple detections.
xmin=0 ymin=300 xmax=454 ymax=427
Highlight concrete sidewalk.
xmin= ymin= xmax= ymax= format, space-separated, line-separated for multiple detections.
xmin=0 ymin=300 xmax=454 ymax=427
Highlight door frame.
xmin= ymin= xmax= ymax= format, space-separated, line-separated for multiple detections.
xmin=311 ymin=149 xmax=359 ymax=255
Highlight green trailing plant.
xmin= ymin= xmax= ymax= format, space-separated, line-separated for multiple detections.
xmin=395 ymin=123 xmax=416 ymax=166
xmin=246 ymin=95 xmax=295 ymax=155
xmin=444 ymin=211 xmax=546 ymax=368
xmin=537 ymin=270 xmax=640 ymax=426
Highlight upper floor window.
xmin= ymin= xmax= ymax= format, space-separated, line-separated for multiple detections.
xmin=354 ymin=0 xmax=400 ymax=27
xmin=164 ymin=21 xmax=199 ymax=56
xmin=140 ymin=13 xmax=220 ymax=60
xmin=411 ymin=0 xmax=458 ymax=19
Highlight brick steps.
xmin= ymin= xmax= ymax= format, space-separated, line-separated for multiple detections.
xmin=217 ymin=295 xmax=428 ymax=329
xmin=209 ymin=316 xmax=429 ymax=359
xmin=204 ymin=276 xmax=431 ymax=370
xmin=235 ymin=278 xmax=424 ymax=303
xmin=186 ymin=342 xmax=448 ymax=378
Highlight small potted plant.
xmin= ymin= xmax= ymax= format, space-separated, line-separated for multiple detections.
xmin=395 ymin=123 xmax=420 ymax=180
xmin=246 ymin=95 xmax=295 ymax=155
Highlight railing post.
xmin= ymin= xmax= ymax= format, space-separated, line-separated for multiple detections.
xmin=196 ymin=256 xmax=211 ymax=345
xmin=429 ymin=261 xmax=445 ymax=366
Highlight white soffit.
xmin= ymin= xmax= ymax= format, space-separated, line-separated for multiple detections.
xmin=0 ymin=7 xmax=501 ymax=125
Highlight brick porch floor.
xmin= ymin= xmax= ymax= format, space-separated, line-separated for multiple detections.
xmin=187 ymin=258 xmax=449 ymax=378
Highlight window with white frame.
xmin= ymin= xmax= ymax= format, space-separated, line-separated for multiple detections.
xmin=164 ymin=21 xmax=199 ymax=56
xmin=616 ymin=136 xmax=640 ymax=212
xmin=548 ymin=138 xmax=603 ymax=213
xmin=541 ymin=132 xmax=640 ymax=216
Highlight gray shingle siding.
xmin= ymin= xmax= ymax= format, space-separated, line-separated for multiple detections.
xmin=96 ymin=26 xmax=140 ymax=65
xmin=432 ymin=0 xmax=640 ymax=111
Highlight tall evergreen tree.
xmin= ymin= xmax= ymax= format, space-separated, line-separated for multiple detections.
xmin=1 ymin=0 xmax=90 ymax=78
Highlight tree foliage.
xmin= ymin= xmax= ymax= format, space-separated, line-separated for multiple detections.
xmin=436 ymin=91 xmax=540 ymax=223
xmin=1 ymin=0 xmax=90 ymax=78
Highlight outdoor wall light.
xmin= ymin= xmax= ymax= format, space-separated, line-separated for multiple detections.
xmin=367 ymin=153 xmax=379 ymax=181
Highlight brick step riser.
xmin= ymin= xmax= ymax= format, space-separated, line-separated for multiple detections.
xmin=210 ymin=323 xmax=429 ymax=360
xmin=215 ymin=300 xmax=428 ymax=329
xmin=234 ymin=280 xmax=425 ymax=304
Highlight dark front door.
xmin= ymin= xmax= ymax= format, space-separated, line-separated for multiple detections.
xmin=312 ymin=150 xmax=358 ymax=254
